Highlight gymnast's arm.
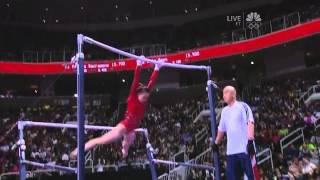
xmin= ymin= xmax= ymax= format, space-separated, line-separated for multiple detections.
xmin=129 ymin=61 xmax=142 ymax=96
xmin=147 ymin=66 xmax=160 ymax=90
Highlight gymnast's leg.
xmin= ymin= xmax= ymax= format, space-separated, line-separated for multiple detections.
xmin=122 ymin=131 xmax=136 ymax=158
xmin=70 ymin=123 xmax=127 ymax=159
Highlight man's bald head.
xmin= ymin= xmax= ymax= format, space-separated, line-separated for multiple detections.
xmin=223 ymin=86 xmax=236 ymax=95
xmin=223 ymin=85 xmax=237 ymax=105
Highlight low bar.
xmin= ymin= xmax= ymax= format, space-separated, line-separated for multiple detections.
xmin=153 ymin=159 xmax=214 ymax=170
xmin=20 ymin=121 xmax=146 ymax=133
xmin=23 ymin=160 xmax=76 ymax=173
xmin=83 ymin=36 xmax=208 ymax=71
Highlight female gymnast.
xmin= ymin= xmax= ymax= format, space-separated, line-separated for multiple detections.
xmin=70 ymin=60 xmax=161 ymax=158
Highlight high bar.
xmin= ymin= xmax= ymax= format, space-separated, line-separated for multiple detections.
xmin=19 ymin=121 xmax=146 ymax=133
xmin=82 ymin=36 xmax=209 ymax=71
xmin=153 ymin=159 xmax=214 ymax=170
xmin=23 ymin=160 xmax=76 ymax=173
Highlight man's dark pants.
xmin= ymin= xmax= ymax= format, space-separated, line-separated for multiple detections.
xmin=226 ymin=153 xmax=254 ymax=180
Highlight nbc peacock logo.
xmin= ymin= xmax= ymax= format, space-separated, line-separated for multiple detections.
xmin=246 ymin=12 xmax=262 ymax=30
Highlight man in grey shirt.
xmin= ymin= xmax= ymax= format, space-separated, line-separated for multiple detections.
xmin=213 ymin=86 xmax=255 ymax=180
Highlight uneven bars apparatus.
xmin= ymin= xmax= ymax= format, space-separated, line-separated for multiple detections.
xmin=79 ymin=34 xmax=221 ymax=180
xmin=17 ymin=34 xmax=221 ymax=180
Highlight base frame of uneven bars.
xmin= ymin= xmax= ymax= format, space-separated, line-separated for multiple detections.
xmin=22 ymin=160 xmax=77 ymax=173
xmin=153 ymin=159 xmax=214 ymax=170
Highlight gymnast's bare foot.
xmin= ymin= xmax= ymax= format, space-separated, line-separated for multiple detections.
xmin=122 ymin=140 xmax=129 ymax=158
xmin=70 ymin=149 xmax=77 ymax=160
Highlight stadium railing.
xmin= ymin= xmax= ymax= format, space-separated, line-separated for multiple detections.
xmin=157 ymin=173 xmax=169 ymax=180
xmin=68 ymin=151 xmax=94 ymax=173
xmin=256 ymin=148 xmax=274 ymax=170
xmin=10 ymin=4 xmax=320 ymax=63
xmin=280 ymin=127 xmax=305 ymax=154
xmin=299 ymin=85 xmax=320 ymax=105
xmin=195 ymin=127 xmax=208 ymax=145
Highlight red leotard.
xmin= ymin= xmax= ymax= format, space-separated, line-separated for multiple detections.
xmin=120 ymin=65 xmax=158 ymax=132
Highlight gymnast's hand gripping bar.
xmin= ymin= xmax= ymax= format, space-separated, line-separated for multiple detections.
xmin=81 ymin=35 xmax=210 ymax=72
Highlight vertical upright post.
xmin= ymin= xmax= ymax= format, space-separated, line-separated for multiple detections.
xmin=144 ymin=130 xmax=158 ymax=180
xmin=18 ymin=121 xmax=26 ymax=180
xmin=76 ymin=34 xmax=85 ymax=180
xmin=206 ymin=68 xmax=221 ymax=180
